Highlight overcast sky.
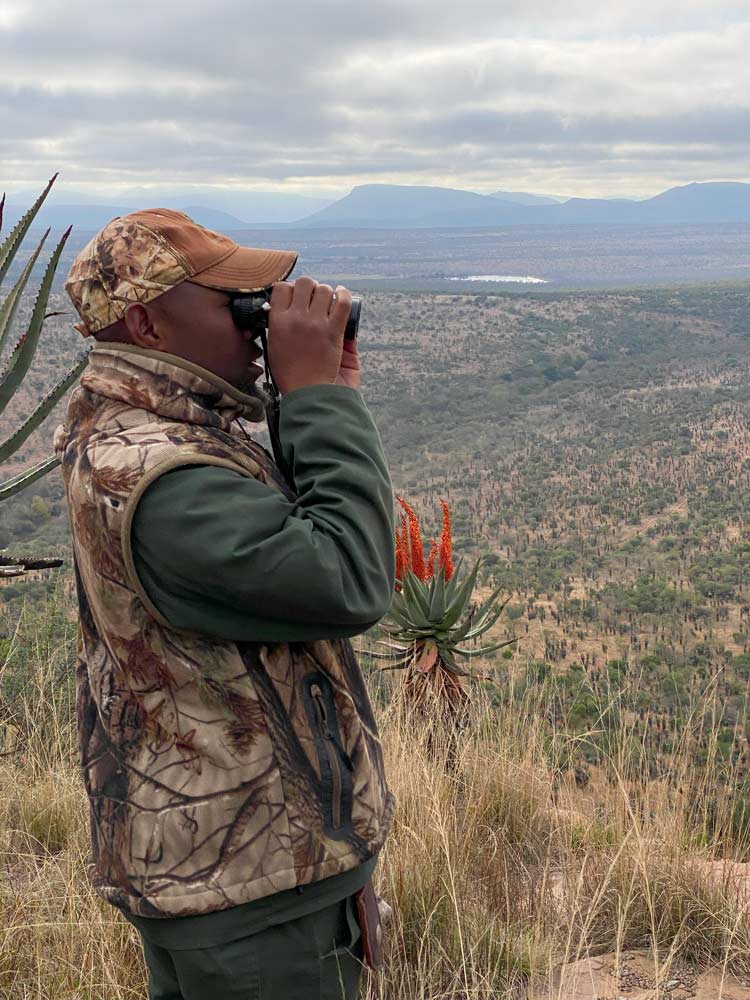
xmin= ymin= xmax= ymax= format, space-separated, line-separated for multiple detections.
xmin=1 ymin=0 xmax=748 ymax=201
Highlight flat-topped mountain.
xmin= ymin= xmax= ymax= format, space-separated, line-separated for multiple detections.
xmin=298 ymin=184 xmax=528 ymax=227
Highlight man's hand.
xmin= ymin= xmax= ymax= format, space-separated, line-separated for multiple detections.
xmin=335 ymin=337 xmax=361 ymax=390
xmin=268 ymin=277 xmax=357 ymax=395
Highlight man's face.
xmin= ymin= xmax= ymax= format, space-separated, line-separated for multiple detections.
xmin=146 ymin=281 xmax=264 ymax=393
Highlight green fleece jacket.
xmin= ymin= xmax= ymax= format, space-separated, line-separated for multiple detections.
xmin=131 ymin=383 xmax=395 ymax=641
xmin=126 ymin=383 xmax=394 ymax=947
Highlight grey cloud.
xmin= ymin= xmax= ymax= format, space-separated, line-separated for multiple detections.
xmin=1 ymin=0 xmax=749 ymax=198
xmin=7 ymin=0 xmax=750 ymax=58
xmin=404 ymin=108 xmax=750 ymax=148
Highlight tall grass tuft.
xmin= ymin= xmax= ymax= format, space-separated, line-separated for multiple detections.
xmin=2 ymin=592 xmax=750 ymax=996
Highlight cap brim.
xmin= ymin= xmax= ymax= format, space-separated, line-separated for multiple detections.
xmin=190 ymin=245 xmax=298 ymax=293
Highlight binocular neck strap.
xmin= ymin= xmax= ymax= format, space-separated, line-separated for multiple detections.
xmin=257 ymin=327 xmax=295 ymax=488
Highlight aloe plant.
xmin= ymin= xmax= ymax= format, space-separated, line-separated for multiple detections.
xmin=0 ymin=175 xmax=89 ymax=569
xmin=367 ymin=496 xmax=516 ymax=746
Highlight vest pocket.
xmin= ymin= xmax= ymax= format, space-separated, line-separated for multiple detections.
xmin=302 ymin=672 xmax=354 ymax=838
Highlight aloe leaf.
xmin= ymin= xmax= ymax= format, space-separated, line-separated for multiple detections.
xmin=415 ymin=639 xmax=439 ymax=673
xmin=0 ymin=352 xmax=87 ymax=462
xmin=458 ymin=612 xmax=497 ymax=640
xmin=0 ymin=226 xmax=72 ymax=416
xmin=0 ymin=554 xmax=33 ymax=569
xmin=364 ymin=649 xmax=410 ymax=660
xmin=22 ymin=557 xmax=63 ymax=570
xmin=471 ymin=586 xmax=509 ymax=625
xmin=440 ymin=600 xmax=470 ymax=634
xmin=0 ymin=455 xmax=60 ymax=501
xmin=438 ymin=644 xmax=455 ymax=667
xmin=459 ymin=602 xmax=511 ymax=641
xmin=447 ymin=617 xmax=475 ymax=644
xmin=391 ymin=584 xmax=430 ymax=628
xmin=440 ymin=557 xmax=484 ymax=632
xmin=453 ymin=638 xmax=517 ymax=657
xmin=427 ymin=563 xmax=446 ymax=622
xmin=459 ymin=619 xmax=503 ymax=642
xmin=388 ymin=623 xmax=433 ymax=642
xmin=443 ymin=556 xmax=465 ymax=604
xmin=396 ymin=628 xmax=436 ymax=642
xmin=453 ymin=555 xmax=484 ymax=604
xmin=0 ymin=552 xmax=62 ymax=570
xmin=391 ymin=588 xmax=408 ymax=611
xmin=374 ymin=621 xmax=405 ymax=637
xmin=448 ymin=600 xmax=503 ymax=644
xmin=381 ymin=607 xmax=409 ymax=629
xmin=390 ymin=588 xmax=421 ymax=622
xmin=386 ymin=599 xmax=431 ymax=631
xmin=0 ymin=229 xmax=49 ymax=356
xmin=401 ymin=569 xmax=431 ymax=618
xmin=367 ymin=643 xmax=409 ymax=657
xmin=0 ymin=174 xmax=57 ymax=287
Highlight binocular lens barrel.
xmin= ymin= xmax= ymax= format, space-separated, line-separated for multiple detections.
xmin=231 ymin=292 xmax=361 ymax=341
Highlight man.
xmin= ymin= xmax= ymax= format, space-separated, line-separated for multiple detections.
xmin=54 ymin=208 xmax=396 ymax=999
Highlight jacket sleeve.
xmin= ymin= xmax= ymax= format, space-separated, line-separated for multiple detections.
xmin=129 ymin=383 xmax=397 ymax=642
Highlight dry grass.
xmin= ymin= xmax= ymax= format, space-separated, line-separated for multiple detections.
xmin=2 ymin=594 xmax=750 ymax=997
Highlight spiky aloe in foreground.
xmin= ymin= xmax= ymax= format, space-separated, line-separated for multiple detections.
xmin=369 ymin=496 xmax=515 ymax=736
xmin=0 ymin=175 xmax=89 ymax=573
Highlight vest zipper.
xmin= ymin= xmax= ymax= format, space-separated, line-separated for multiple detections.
xmin=311 ymin=683 xmax=343 ymax=830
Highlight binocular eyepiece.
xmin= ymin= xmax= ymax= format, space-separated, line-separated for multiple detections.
xmin=230 ymin=289 xmax=361 ymax=341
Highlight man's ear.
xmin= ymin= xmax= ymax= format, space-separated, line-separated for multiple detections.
xmin=123 ymin=303 xmax=163 ymax=349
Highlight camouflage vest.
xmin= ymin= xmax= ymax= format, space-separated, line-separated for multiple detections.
xmin=53 ymin=343 xmax=395 ymax=919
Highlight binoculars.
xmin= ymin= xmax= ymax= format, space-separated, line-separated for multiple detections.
xmin=230 ymin=289 xmax=361 ymax=341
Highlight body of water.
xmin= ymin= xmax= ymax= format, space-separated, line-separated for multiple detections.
xmin=449 ymin=274 xmax=549 ymax=284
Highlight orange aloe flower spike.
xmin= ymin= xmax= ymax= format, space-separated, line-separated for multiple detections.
xmin=395 ymin=495 xmax=427 ymax=581
xmin=438 ymin=498 xmax=454 ymax=581
xmin=395 ymin=512 xmax=409 ymax=587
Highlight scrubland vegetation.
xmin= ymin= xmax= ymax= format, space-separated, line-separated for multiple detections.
xmin=5 ymin=282 xmax=750 ymax=995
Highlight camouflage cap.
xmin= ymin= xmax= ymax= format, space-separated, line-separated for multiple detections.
xmin=65 ymin=208 xmax=298 ymax=334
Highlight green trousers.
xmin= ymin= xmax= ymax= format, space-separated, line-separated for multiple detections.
xmin=139 ymin=892 xmax=365 ymax=1000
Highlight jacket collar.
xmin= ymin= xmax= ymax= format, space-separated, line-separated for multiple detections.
xmin=79 ymin=343 xmax=271 ymax=429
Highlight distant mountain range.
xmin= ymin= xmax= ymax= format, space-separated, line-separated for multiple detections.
xmin=4 ymin=181 xmax=750 ymax=231
xmin=298 ymin=182 xmax=750 ymax=228
xmin=0 ymin=189 xmax=333 ymax=230
xmin=0 ymin=203 xmax=257 ymax=232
